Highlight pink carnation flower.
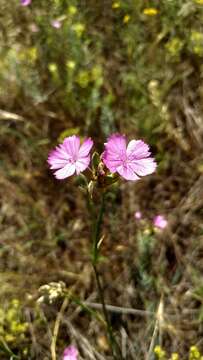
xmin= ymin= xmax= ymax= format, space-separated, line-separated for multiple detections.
xmin=48 ymin=135 xmax=93 ymax=179
xmin=102 ymin=134 xmax=156 ymax=181
xmin=29 ymin=23 xmax=39 ymax=33
xmin=51 ymin=20 xmax=62 ymax=29
xmin=21 ymin=0 xmax=31 ymax=6
xmin=134 ymin=211 xmax=142 ymax=220
xmin=63 ymin=345 xmax=78 ymax=360
xmin=153 ymin=215 xmax=168 ymax=229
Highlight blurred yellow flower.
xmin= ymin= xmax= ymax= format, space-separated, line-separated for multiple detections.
xmin=190 ymin=30 xmax=203 ymax=42
xmin=11 ymin=299 xmax=20 ymax=307
xmin=189 ymin=346 xmax=201 ymax=359
xmin=194 ymin=0 xmax=203 ymax=4
xmin=123 ymin=14 xmax=130 ymax=24
xmin=72 ymin=23 xmax=85 ymax=36
xmin=143 ymin=8 xmax=159 ymax=16
xmin=170 ymin=353 xmax=179 ymax=360
xmin=19 ymin=47 xmax=37 ymax=62
xmin=28 ymin=47 xmax=38 ymax=62
xmin=48 ymin=63 xmax=57 ymax=74
xmin=67 ymin=60 xmax=76 ymax=70
xmin=91 ymin=65 xmax=103 ymax=86
xmin=165 ymin=37 xmax=183 ymax=57
xmin=68 ymin=5 xmax=77 ymax=15
xmin=112 ymin=2 xmax=120 ymax=9
xmin=154 ymin=345 xmax=166 ymax=359
xmin=5 ymin=334 xmax=15 ymax=342
xmin=190 ymin=31 xmax=203 ymax=55
xmin=76 ymin=70 xmax=90 ymax=88
xmin=91 ymin=65 xmax=102 ymax=80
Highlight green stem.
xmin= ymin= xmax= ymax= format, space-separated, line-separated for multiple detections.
xmin=92 ymin=193 xmax=105 ymax=264
xmin=72 ymin=295 xmax=105 ymax=325
xmin=92 ymin=263 xmax=123 ymax=360
xmin=90 ymin=192 xmax=123 ymax=360
xmin=0 ymin=338 xmax=19 ymax=359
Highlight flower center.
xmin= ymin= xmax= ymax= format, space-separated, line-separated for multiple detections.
xmin=68 ymin=156 xmax=77 ymax=164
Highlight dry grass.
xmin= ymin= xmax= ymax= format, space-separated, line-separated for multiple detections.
xmin=1 ymin=1 xmax=203 ymax=358
xmin=0 ymin=90 xmax=203 ymax=359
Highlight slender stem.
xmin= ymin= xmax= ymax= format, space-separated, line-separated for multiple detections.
xmin=146 ymin=318 xmax=159 ymax=360
xmin=72 ymin=296 xmax=105 ymax=325
xmin=90 ymin=192 xmax=123 ymax=360
xmin=146 ymin=298 xmax=163 ymax=360
xmin=51 ymin=297 xmax=69 ymax=360
xmin=92 ymin=193 xmax=105 ymax=264
xmin=92 ymin=263 xmax=122 ymax=360
xmin=0 ymin=337 xmax=19 ymax=359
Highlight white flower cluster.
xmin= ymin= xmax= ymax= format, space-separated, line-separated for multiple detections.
xmin=38 ymin=281 xmax=66 ymax=304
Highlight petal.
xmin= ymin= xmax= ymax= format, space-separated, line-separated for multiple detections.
xmin=104 ymin=134 xmax=127 ymax=155
xmin=47 ymin=149 xmax=70 ymax=169
xmin=103 ymin=134 xmax=127 ymax=172
xmin=47 ymin=143 xmax=73 ymax=171
xmin=102 ymin=151 xmax=122 ymax=173
xmin=48 ymin=158 xmax=69 ymax=170
xmin=54 ymin=164 xmax=75 ymax=179
xmin=63 ymin=136 xmax=80 ymax=159
xmin=117 ymin=164 xmax=140 ymax=181
xmin=75 ymin=155 xmax=90 ymax=174
xmin=127 ymin=140 xmax=151 ymax=159
xmin=129 ymin=158 xmax=157 ymax=176
xmin=48 ymin=146 xmax=72 ymax=161
xmin=78 ymin=138 xmax=93 ymax=157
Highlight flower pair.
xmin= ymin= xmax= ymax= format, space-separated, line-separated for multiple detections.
xmin=134 ymin=212 xmax=168 ymax=229
xmin=47 ymin=134 xmax=157 ymax=181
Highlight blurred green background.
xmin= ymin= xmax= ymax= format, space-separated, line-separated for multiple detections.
xmin=1 ymin=0 xmax=203 ymax=359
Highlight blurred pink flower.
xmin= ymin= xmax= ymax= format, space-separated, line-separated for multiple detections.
xmin=29 ymin=23 xmax=39 ymax=33
xmin=153 ymin=215 xmax=168 ymax=229
xmin=134 ymin=211 xmax=142 ymax=220
xmin=51 ymin=19 xmax=62 ymax=29
xmin=48 ymin=135 xmax=93 ymax=180
xmin=21 ymin=0 xmax=31 ymax=6
xmin=63 ymin=345 xmax=78 ymax=360
xmin=102 ymin=134 xmax=156 ymax=181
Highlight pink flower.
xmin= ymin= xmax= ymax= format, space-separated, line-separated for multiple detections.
xmin=153 ymin=215 xmax=168 ymax=229
xmin=63 ymin=345 xmax=78 ymax=360
xmin=29 ymin=23 xmax=39 ymax=33
xmin=102 ymin=134 xmax=156 ymax=181
xmin=48 ymin=135 xmax=93 ymax=180
xmin=134 ymin=211 xmax=142 ymax=220
xmin=51 ymin=20 xmax=62 ymax=29
xmin=21 ymin=0 xmax=31 ymax=6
